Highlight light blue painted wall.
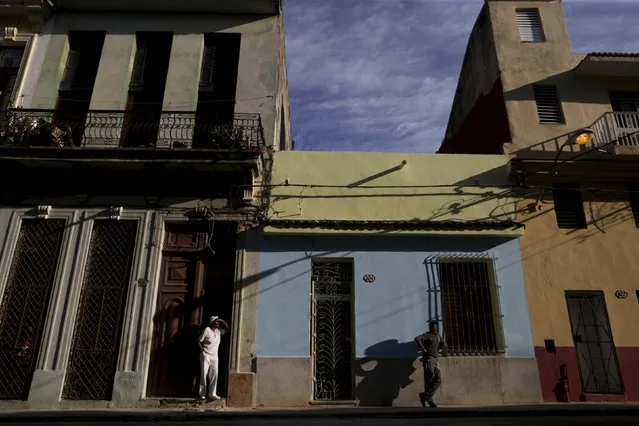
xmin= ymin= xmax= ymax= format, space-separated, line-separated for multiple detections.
xmin=256 ymin=235 xmax=534 ymax=359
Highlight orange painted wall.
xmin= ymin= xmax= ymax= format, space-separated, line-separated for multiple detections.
xmin=518 ymin=196 xmax=639 ymax=348
xmin=517 ymin=193 xmax=639 ymax=401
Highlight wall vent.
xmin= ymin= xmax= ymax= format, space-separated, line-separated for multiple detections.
xmin=517 ymin=9 xmax=545 ymax=42
xmin=533 ymin=85 xmax=564 ymax=124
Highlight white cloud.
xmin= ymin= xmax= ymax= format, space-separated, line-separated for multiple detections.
xmin=285 ymin=0 xmax=639 ymax=153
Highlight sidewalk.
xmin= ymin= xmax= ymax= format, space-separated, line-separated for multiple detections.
xmin=1 ymin=403 xmax=639 ymax=422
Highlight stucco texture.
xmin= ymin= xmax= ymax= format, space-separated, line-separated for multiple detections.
xmin=267 ymin=151 xmax=517 ymax=228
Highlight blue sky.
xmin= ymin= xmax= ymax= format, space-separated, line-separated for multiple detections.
xmin=284 ymin=0 xmax=639 ymax=153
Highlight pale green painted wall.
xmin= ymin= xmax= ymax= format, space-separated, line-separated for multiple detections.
xmin=18 ymin=13 xmax=287 ymax=147
xmin=268 ymin=151 xmax=517 ymax=224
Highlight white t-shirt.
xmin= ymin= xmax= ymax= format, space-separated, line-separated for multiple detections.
xmin=199 ymin=327 xmax=221 ymax=357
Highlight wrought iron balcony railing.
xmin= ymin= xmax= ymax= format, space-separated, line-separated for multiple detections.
xmin=0 ymin=109 xmax=265 ymax=151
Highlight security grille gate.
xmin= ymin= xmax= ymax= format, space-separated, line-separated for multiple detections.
xmin=62 ymin=220 xmax=138 ymax=400
xmin=311 ymin=259 xmax=354 ymax=401
xmin=566 ymin=291 xmax=624 ymax=395
xmin=0 ymin=219 xmax=66 ymax=400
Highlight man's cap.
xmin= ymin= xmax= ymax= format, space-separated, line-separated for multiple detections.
xmin=209 ymin=316 xmax=219 ymax=324
xmin=429 ymin=321 xmax=439 ymax=327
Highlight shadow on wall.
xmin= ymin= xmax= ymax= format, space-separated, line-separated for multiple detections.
xmin=355 ymin=339 xmax=418 ymax=407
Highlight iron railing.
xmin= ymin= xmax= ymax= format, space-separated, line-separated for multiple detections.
xmin=0 ymin=108 xmax=265 ymax=151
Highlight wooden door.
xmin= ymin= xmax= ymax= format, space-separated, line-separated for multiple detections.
xmin=148 ymin=247 xmax=207 ymax=397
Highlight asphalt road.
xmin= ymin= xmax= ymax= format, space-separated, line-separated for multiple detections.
xmin=3 ymin=418 xmax=638 ymax=426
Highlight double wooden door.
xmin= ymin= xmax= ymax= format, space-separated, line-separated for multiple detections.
xmin=147 ymin=223 xmax=236 ymax=398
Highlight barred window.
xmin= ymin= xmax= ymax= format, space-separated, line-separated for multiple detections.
xmin=438 ymin=259 xmax=503 ymax=356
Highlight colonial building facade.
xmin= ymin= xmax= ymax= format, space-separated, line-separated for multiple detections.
xmin=440 ymin=0 xmax=639 ymax=402
xmin=256 ymin=151 xmax=542 ymax=407
xmin=0 ymin=0 xmax=290 ymax=409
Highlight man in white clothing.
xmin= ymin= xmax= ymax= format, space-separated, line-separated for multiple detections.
xmin=198 ymin=315 xmax=228 ymax=401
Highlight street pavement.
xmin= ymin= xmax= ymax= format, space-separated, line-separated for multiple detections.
xmin=0 ymin=404 xmax=638 ymax=425
xmin=1 ymin=417 xmax=638 ymax=426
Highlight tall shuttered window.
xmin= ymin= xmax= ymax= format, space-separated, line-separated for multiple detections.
xmin=516 ymin=9 xmax=545 ymax=42
xmin=0 ymin=46 xmax=25 ymax=114
xmin=533 ymin=85 xmax=564 ymax=124
xmin=552 ymin=184 xmax=587 ymax=229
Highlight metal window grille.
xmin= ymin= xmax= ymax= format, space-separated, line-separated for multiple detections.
xmin=0 ymin=219 xmax=66 ymax=400
xmin=533 ymin=85 xmax=564 ymax=124
xmin=552 ymin=184 xmax=587 ymax=229
xmin=311 ymin=259 xmax=354 ymax=401
xmin=516 ymin=9 xmax=545 ymax=42
xmin=435 ymin=257 xmax=504 ymax=356
xmin=62 ymin=220 xmax=138 ymax=401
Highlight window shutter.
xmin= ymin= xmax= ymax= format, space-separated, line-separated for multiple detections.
xmin=200 ymin=44 xmax=215 ymax=88
xmin=0 ymin=48 xmax=24 ymax=69
xmin=533 ymin=85 xmax=564 ymax=124
xmin=130 ymin=45 xmax=147 ymax=89
xmin=59 ymin=48 xmax=81 ymax=90
xmin=0 ymin=72 xmax=18 ymax=112
xmin=517 ymin=9 xmax=545 ymax=42
xmin=552 ymin=184 xmax=587 ymax=229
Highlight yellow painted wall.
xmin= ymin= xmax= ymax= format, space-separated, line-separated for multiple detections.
xmin=268 ymin=151 xmax=518 ymax=232
xmin=517 ymin=194 xmax=639 ymax=348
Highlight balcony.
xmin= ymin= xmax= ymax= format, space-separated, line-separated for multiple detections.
xmin=511 ymin=111 xmax=639 ymax=183
xmin=0 ymin=109 xmax=265 ymax=162
xmin=590 ymin=112 xmax=639 ymax=155
xmin=514 ymin=112 xmax=639 ymax=160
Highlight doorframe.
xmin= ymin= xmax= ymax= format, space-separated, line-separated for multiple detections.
xmin=565 ymin=290 xmax=625 ymax=395
xmin=142 ymin=217 xmax=239 ymax=399
xmin=309 ymin=257 xmax=356 ymax=402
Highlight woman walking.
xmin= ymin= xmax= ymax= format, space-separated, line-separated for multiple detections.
xmin=198 ymin=315 xmax=228 ymax=401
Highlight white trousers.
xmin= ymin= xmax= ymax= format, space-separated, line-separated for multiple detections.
xmin=199 ymin=353 xmax=219 ymax=398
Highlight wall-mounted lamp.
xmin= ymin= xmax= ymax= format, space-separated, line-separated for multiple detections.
xmin=107 ymin=206 xmax=123 ymax=220
xmin=533 ymin=127 xmax=594 ymax=210
xmin=36 ymin=205 xmax=52 ymax=219
xmin=568 ymin=128 xmax=594 ymax=148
